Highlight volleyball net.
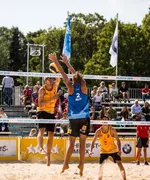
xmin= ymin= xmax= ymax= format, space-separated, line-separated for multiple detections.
xmin=1 ymin=70 xmax=150 ymax=81
xmin=0 ymin=118 xmax=150 ymax=126
xmin=0 ymin=70 xmax=149 ymax=126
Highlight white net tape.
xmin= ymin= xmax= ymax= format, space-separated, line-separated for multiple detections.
xmin=0 ymin=118 xmax=150 ymax=125
xmin=1 ymin=70 xmax=150 ymax=81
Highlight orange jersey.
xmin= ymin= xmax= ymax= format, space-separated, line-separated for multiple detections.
xmin=37 ymin=85 xmax=57 ymax=114
xmin=99 ymin=126 xmax=118 ymax=154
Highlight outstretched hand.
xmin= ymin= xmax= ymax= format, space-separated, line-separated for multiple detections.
xmin=88 ymin=151 xmax=93 ymax=158
xmin=60 ymin=55 xmax=68 ymax=64
xmin=48 ymin=53 xmax=57 ymax=62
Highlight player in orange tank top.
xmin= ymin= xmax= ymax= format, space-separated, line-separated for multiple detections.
xmin=37 ymin=76 xmax=60 ymax=166
xmin=89 ymin=116 xmax=126 ymax=180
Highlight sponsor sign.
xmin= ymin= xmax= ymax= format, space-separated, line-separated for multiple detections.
xmin=30 ymin=46 xmax=41 ymax=56
xmin=0 ymin=137 xmax=19 ymax=160
xmin=66 ymin=138 xmax=136 ymax=161
xmin=0 ymin=140 xmax=16 ymax=156
xmin=66 ymin=139 xmax=100 ymax=158
xmin=21 ymin=137 xmax=66 ymax=162
xmin=121 ymin=140 xmax=135 ymax=157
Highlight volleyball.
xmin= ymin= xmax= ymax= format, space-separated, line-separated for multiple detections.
xmin=49 ymin=63 xmax=59 ymax=73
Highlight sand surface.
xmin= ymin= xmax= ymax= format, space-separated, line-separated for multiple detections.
xmin=0 ymin=160 xmax=150 ymax=180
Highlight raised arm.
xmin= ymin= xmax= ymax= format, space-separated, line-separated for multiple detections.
xmin=54 ymin=78 xmax=61 ymax=91
xmin=49 ymin=54 xmax=71 ymax=89
xmin=60 ymin=55 xmax=76 ymax=74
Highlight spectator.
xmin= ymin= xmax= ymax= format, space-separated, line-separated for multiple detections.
xmin=58 ymin=89 xmax=65 ymax=111
xmin=2 ymin=75 xmax=14 ymax=106
xmin=107 ymin=103 xmax=118 ymax=120
xmin=142 ymin=102 xmax=150 ymax=121
xmin=90 ymin=106 xmax=99 ymax=132
xmin=22 ymin=85 xmax=32 ymax=107
xmin=99 ymin=105 xmax=107 ymax=119
xmin=131 ymin=100 xmax=142 ymax=121
xmin=93 ymin=115 xmax=101 ymax=132
xmin=36 ymin=81 xmax=41 ymax=89
xmin=93 ymin=105 xmax=108 ymax=132
xmin=55 ymin=89 xmax=65 ymax=119
xmin=141 ymin=84 xmax=150 ymax=102
xmin=63 ymin=98 xmax=68 ymax=113
xmin=98 ymin=81 xmax=108 ymax=102
xmin=136 ymin=125 xmax=150 ymax=165
xmin=109 ymin=82 xmax=120 ymax=102
xmin=60 ymin=112 xmax=69 ymax=137
xmin=119 ymin=82 xmax=130 ymax=103
xmin=120 ymin=105 xmax=130 ymax=121
xmin=91 ymin=86 xmax=98 ymax=98
xmin=93 ymin=90 xmax=102 ymax=111
xmin=0 ymin=108 xmax=9 ymax=132
xmin=31 ymin=85 xmax=39 ymax=106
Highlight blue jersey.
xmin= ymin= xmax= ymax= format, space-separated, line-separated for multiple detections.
xmin=68 ymin=84 xmax=90 ymax=119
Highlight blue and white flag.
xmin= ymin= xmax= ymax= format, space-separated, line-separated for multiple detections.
xmin=109 ymin=22 xmax=118 ymax=67
xmin=62 ymin=15 xmax=71 ymax=60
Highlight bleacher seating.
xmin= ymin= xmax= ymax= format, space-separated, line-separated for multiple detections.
xmin=0 ymin=105 xmax=33 ymax=136
xmin=0 ymin=99 xmax=146 ymax=137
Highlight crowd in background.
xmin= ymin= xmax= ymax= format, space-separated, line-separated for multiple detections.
xmin=1 ymin=76 xmax=150 ymax=135
xmin=22 ymin=80 xmax=150 ymax=135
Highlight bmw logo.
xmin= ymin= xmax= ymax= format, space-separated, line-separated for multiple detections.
xmin=122 ymin=144 xmax=132 ymax=154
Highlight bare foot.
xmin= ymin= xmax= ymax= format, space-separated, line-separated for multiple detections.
xmin=45 ymin=155 xmax=50 ymax=166
xmin=40 ymin=147 xmax=47 ymax=155
xmin=60 ymin=165 xmax=69 ymax=174
xmin=77 ymin=165 xmax=83 ymax=176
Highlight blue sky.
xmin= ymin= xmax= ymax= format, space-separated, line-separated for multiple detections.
xmin=0 ymin=0 xmax=149 ymax=34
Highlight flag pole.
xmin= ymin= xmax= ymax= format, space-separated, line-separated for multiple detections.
xmin=116 ymin=13 xmax=118 ymax=86
xmin=67 ymin=11 xmax=70 ymax=75
xmin=62 ymin=11 xmax=71 ymax=74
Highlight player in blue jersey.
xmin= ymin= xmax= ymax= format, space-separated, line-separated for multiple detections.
xmin=49 ymin=54 xmax=90 ymax=176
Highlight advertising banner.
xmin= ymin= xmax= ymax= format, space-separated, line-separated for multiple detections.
xmin=0 ymin=137 xmax=19 ymax=160
xmin=21 ymin=137 xmax=66 ymax=162
xmin=66 ymin=138 xmax=136 ymax=162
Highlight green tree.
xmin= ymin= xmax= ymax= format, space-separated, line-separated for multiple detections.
xmin=10 ymin=27 xmax=27 ymax=72
xmin=0 ymin=27 xmax=11 ymax=71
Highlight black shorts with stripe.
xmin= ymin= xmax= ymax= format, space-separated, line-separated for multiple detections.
xmin=99 ymin=152 xmax=121 ymax=164
xmin=68 ymin=118 xmax=90 ymax=137
xmin=37 ymin=111 xmax=55 ymax=132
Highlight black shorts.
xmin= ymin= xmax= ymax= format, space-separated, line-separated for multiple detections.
xmin=99 ymin=152 xmax=121 ymax=164
xmin=68 ymin=118 xmax=90 ymax=137
xmin=136 ymin=137 xmax=149 ymax=148
xmin=37 ymin=111 xmax=55 ymax=132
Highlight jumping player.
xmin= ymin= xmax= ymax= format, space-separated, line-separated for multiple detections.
xmin=49 ymin=54 xmax=90 ymax=176
xmin=37 ymin=76 xmax=60 ymax=166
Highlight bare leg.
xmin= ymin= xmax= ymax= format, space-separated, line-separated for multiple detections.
xmin=126 ymin=92 xmax=130 ymax=101
xmin=136 ymin=148 xmax=142 ymax=163
xmin=98 ymin=163 xmax=104 ymax=180
xmin=61 ymin=136 xmax=76 ymax=173
xmin=123 ymin=93 xmax=126 ymax=102
xmin=116 ymin=161 xmax=126 ymax=180
xmin=37 ymin=128 xmax=45 ymax=149
xmin=46 ymin=131 xmax=54 ymax=166
xmin=78 ymin=133 xmax=87 ymax=176
xmin=143 ymin=148 xmax=148 ymax=163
